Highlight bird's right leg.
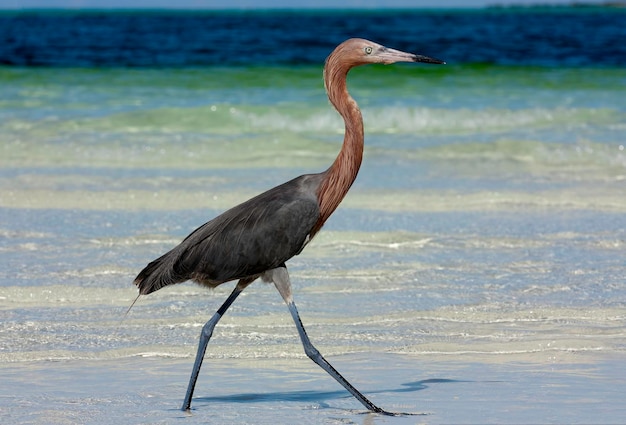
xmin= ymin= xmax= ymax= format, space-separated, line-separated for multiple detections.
xmin=182 ymin=278 xmax=254 ymax=411
xmin=268 ymin=266 xmax=394 ymax=415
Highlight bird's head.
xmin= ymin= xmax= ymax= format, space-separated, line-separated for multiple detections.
xmin=331 ymin=38 xmax=445 ymax=67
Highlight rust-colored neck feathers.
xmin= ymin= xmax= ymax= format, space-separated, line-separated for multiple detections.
xmin=313 ymin=45 xmax=364 ymax=234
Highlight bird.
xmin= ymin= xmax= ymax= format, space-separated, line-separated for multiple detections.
xmin=134 ymin=38 xmax=444 ymax=415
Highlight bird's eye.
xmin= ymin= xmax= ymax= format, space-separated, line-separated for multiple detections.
xmin=364 ymin=46 xmax=373 ymax=55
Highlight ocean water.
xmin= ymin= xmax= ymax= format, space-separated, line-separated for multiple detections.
xmin=1 ymin=8 xmax=625 ymax=425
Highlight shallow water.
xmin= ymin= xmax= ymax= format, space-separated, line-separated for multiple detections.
xmin=1 ymin=354 xmax=625 ymax=425
xmin=1 ymin=10 xmax=626 ymax=423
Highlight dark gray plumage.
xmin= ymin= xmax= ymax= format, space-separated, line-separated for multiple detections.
xmin=135 ymin=174 xmax=322 ymax=294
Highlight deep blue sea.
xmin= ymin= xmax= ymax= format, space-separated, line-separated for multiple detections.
xmin=1 ymin=8 xmax=625 ymax=425
xmin=1 ymin=8 xmax=626 ymax=66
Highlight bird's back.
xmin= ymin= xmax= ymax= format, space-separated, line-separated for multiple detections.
xmin=134 ymin=173 xmax=323 ymax=295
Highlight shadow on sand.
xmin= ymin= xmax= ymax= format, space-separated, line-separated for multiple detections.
xmin=194 ymin=378 xmax=468 ymax=406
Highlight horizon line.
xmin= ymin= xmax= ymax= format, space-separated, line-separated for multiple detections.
xmin=1 ymin=4 xmax=622 ymax=11
xmin=0 ymin=1 xmax=623 ymax=11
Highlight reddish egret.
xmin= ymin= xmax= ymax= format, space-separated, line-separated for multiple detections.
xmin=134 ymin=38 xmax=444 ymax=415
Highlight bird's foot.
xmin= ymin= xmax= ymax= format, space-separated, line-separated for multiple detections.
xmin=366 ymin=407 xmax=431 ymax=417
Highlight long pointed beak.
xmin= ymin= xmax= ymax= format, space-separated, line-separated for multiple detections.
xmin=379 ymin=47 xmax=445 ymax=65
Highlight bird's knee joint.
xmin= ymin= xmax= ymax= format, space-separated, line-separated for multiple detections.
xmin=200 ymin=327 xmax=213 ymax=339
xmin=200 ymin=327 xmax=213 ymax=341
xmin=304 ymin=344 xmax=321 ymax=360
xmin=200 ymin=315 xmax=220 ymax=338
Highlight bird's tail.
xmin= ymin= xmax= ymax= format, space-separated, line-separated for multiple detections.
xmin=133 ymin=249 xmax=185 ymax=295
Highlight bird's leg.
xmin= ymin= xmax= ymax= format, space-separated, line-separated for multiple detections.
xmin=269 ymin=267 xmax=394 ymax=415
xmin=182 ymin=278 xmax=253 ymax=411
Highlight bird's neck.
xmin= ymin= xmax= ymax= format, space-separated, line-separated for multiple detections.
xmin=314 ymin=58 xmax=364 ymax=234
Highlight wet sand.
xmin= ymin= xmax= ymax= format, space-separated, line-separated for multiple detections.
xmin=1 ymin=352 xmax=624 ymax=424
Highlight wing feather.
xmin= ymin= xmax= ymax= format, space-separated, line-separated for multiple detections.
xmin=134 ymin=174 xmax=322 ymax=294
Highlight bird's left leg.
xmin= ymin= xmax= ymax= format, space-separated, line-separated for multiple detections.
xmin=182 ymin=277 xmax=254 ymax=411
xmin=268 ymin=266 xmax=394 ymax=415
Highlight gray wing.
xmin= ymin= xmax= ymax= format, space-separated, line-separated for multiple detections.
xmin=135 ymin=174 xmax=322 ymax=294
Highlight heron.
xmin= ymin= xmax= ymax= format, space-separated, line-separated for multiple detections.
xmin=134 ymin=38 xmax=444 ymax=415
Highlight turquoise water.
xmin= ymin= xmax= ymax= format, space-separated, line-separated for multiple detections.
xmin=1 ymin=59 xmax=625 ymax=423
